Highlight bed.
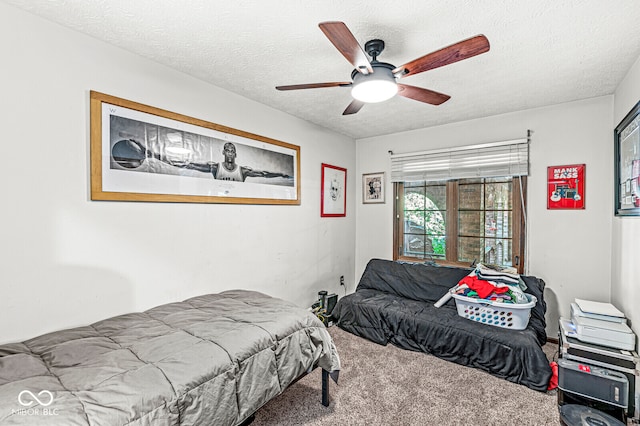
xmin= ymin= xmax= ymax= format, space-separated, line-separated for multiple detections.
xmin=332 ymin=259 xmax=551 ymax=391
xmin=0 ymin=290 xmax=340 ymax=425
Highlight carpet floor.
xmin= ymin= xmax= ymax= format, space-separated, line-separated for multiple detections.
xmin=252 ymin=326 xmax=560 ymax=426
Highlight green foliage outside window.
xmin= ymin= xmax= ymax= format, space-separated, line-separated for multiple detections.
xmin=404 ymin=190 xmax=446 ymax=257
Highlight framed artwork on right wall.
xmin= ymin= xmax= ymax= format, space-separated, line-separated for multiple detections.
xmin=614 ymin=99 xmax=640 ymax=216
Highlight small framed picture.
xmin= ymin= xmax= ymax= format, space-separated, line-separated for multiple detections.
xmin=362 ymin=172 xmax=385 ymax=204
xmin=547 ymin=164 xmax=585 ymax=209
xmin=321 ymin=163 xmax=347 ymax=217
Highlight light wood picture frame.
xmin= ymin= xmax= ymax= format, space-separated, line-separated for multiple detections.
xmin=90 ymin=91 xmax=300 ymax=204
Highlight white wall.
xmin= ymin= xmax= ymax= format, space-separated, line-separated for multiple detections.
xmin=0 ymin=4 xmax=355 ymax=344
xmin=2 ymin=1 xmax=635 ymax=346
xmin=612 ymin=54 xmax=640 ymax=337
xmin=356 ymin=96 xmax=614 ymax=337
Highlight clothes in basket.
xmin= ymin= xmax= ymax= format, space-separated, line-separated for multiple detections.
xmin=452 ymin=292 xmax=537 ymax=330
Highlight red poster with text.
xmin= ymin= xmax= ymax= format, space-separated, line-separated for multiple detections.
xmin=547 ymin=164 xmax=585 ymax=209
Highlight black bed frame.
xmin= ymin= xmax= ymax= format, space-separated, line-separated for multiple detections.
xmin=240 ymin=368 xmax=331 ymax=425
xmin=321 ymin=368 xmax=330 ymax=406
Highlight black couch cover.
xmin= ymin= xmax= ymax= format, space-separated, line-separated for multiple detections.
xmin=332 ymin=259 xmax=552 ymax=391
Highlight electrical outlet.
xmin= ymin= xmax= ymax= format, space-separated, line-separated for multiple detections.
xmin=340 ymin=276 xmax=345 ymax=286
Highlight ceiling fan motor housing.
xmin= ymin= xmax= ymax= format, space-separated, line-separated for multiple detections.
xmin=351 ymin=62 xmax=398 ymax=103
xmin=350 ymin=61 xmax=395 ymax=80
xmin=364 ymin=39 xmax=385 ymax=60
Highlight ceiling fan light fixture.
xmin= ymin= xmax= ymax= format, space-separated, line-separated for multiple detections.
xmin=351 ymin=66 xmax=398 ymax=103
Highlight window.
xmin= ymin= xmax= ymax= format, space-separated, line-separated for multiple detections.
xmin=394 ymin=176 xmax=526 ymax=272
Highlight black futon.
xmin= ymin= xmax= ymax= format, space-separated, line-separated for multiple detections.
xmin=332 ymin=259 xmax=552 ymax=391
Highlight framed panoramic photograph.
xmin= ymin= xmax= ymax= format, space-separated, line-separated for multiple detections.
xmin=547 ymin=164 xmax=585 ymax=209
xmin=362 ymin=172 xmax=385 ymax=204
xmin=321 ymin=163 xmax=346 ymax=217
xmin=90 ymin=91 xmax=300 ymax=204
xmin=614 ymin=99 xmax=640 ymax=216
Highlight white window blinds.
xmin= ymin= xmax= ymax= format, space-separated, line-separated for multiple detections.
xmin=390 ymin=138 xmax=529 ymax=182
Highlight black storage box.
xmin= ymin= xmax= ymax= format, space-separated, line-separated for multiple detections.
xmin=558 ymin=358 xmax=629 ymax=408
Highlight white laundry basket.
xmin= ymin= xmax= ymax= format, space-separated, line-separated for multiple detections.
xmin=451 ymin=293 xmax=537 ymax=330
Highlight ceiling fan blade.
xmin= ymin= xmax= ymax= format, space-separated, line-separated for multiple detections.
xmin=276 ymin=82 xmax=351 ymax=91
xmin=393 ymin=35 xmax=490 ymax=78
xmin=397 ymin=84 xmax=451 ymax=105
xmin=319 ymin=21 xmax=373 ymax=74
xmin=343 ymin=99 xmax=365 ymax=115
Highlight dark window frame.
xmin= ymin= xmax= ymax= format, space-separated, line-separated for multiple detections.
xmin=393 ymin=176 xmax=527 ymax=273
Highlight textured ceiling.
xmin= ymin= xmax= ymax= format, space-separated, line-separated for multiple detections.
xmin=5 ymin=1 xmax=640 ymax=139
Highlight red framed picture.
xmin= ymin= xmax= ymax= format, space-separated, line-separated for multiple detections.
xmin=547 ymin=164 xmax=585 ymax=209
xmin=321 ymin=163 xmax=347 ymax=217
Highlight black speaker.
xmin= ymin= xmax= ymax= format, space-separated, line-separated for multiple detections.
xmin=325 ymin=293 xmax=338 ymax=315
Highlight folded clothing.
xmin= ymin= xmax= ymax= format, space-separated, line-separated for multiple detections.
xmin=476 ymin=263 xmax=519 ymax=284
xmin=476 ymin=262 xmax=518 ymax=275
xmin=456 ymin=263 xmax=529 ymax=304
xmin=476 ymin=270 xmax=519 ymax=285
xmin=458 ymin=275 xmax=510 ymax=299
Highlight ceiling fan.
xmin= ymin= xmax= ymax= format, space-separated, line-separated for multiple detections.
xmin=276 ymin=21 xmax=490 ymax=115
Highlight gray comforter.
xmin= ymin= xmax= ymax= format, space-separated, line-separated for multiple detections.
xmin=0 ymin=290 xmax=340 ymax=425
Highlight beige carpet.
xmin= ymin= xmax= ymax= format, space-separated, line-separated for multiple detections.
xmin=252 ymin=326 xmax=560 ymax=426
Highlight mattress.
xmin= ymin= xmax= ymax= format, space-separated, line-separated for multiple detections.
xmin=0 ymin=290 xmax=340 ymax=425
